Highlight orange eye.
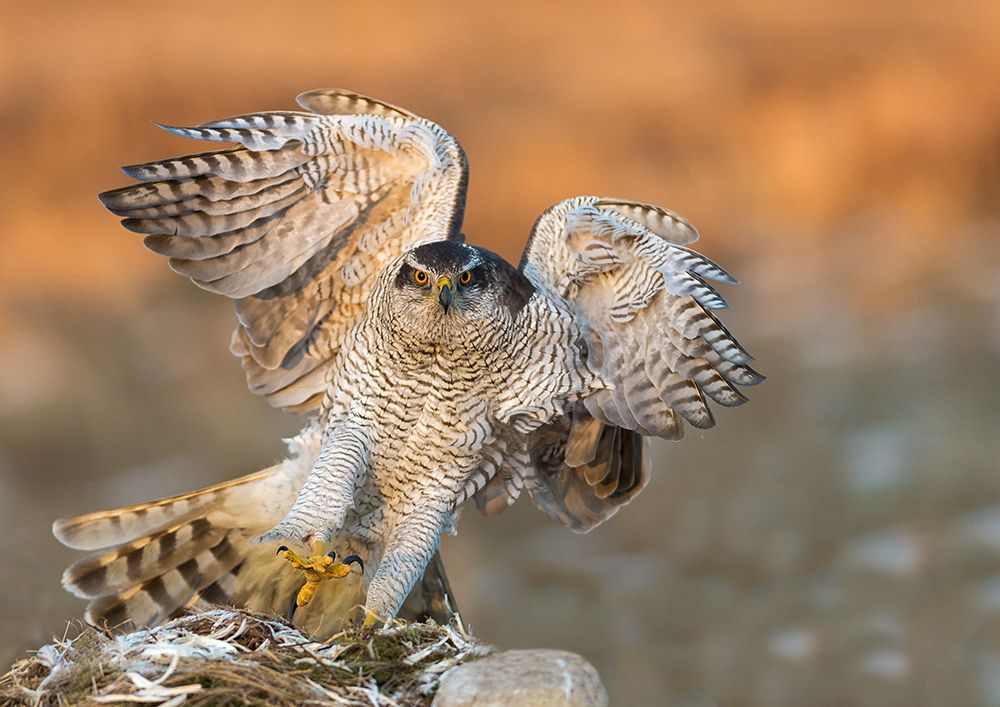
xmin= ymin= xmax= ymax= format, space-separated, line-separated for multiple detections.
xmin=413 ymin=270 xmax=428 ymax=285
xmin=459 ymin=270 xmax=473 ymax=285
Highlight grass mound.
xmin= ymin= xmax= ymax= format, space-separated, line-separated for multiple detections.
xmin=1 ymin=608 xmax=491 ymax=706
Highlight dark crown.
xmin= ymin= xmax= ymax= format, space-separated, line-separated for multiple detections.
xmin=409 ymin=241 xmax=478 ymax=272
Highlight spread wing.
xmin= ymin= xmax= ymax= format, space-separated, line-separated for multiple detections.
xmin=99 ymin=89 xmax=468 ymax=411
xmin=516 ymin=196 xmax=762 ymax=531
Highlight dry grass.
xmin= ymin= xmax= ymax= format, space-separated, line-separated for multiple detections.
xmin=0 ymin=609 xmax=491 ymax=706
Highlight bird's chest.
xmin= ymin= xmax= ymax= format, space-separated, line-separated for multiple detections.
xmin=363 ymin=349 xmax=495 ymax=499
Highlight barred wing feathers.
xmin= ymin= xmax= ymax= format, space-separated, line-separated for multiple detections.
xmin=518 ymin=196 xmax=762 ymax=531
xmin=99 ymin=89 xmax=468 ymax=411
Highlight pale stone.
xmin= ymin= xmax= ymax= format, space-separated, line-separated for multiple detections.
xmin=433 ymin=649 xmax=608 ymax=707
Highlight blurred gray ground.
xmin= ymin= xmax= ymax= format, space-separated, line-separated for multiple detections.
xmin=2 ymin=226 xmax=999 ymax=706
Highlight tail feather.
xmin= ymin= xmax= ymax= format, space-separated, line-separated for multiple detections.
xmin=84 ymin=529 xmax=249 ymax=629
xmin=191 ymin=562 xmax=245 ymax=609
xmin=54 ymin=467 xmax=283 ymax=629
xmin=52 ymin=468 xmax=276 ymax=551
xmin=62 ymin=518 xmax=227 ymax=598
xmin=51 ymin=426 xmax=425 ymax=634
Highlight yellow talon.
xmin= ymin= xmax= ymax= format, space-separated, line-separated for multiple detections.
xmin=363 ymin=610 xmax=381 ymax=629
xmin=276 ymin=540 xmax=364 ymax=611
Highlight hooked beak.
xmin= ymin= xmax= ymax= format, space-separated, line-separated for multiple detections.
xmin=437 ymin=276 xmax=453 ymax=313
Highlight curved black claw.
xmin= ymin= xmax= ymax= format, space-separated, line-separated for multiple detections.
xmin=342 ymin=555 xmax=364 ymax=574
xmin=327 ymin=550 xmax=337 ymax=561
xmin=276 ymin=545 xmax=289 ymax=556
xmin=288 ymin=595 xmax=298 ymax=623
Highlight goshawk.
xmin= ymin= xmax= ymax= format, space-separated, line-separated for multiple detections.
xmin=53 ymin=89 xmax=761 ymax=633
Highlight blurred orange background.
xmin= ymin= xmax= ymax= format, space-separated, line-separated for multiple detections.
xmin=2 ymin=2 xmax=999 ymax=705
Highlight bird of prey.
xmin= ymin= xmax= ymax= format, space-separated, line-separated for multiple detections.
xmin=53 ymin=89 xmax=761 ymax=634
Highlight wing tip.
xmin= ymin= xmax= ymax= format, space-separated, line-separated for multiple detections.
xmin=120 ymin=163 xmax=153 ymax=181
xmin=730 ymin=365 xmax=766 ymax=387
xmin=97 ymin=188 xmax=120 ymax=209
xmin=119 ymin=166 xmax=140 ymax=180
xmin=295 ymin=87 xmax=350 ymax=112
xmin=153 ymin=121 xmax=188 ymax=138
xmin=120 ymin=217 xmax=160 ymax=235
xmin=97 ymin=187 xmax=143 ymax=216
xmin=295 ymin=87 xmax=417 ymax=119
xmin=97 ymin=186 xmax=136 ymax=218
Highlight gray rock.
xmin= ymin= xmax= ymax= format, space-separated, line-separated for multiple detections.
xmin=433 ymin=648 xmax=608 ymax=707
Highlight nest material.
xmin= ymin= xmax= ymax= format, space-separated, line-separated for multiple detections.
xmin=1 ymin=608 xmax=491 ymax=706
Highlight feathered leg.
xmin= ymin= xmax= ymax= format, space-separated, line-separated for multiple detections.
xmin=261 ymin=421 xmax=369 ymax=544
xmin=363 ymin=501 xmax=452 ymax=626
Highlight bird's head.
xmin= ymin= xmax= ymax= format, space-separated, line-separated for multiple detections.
xmin=387 ymin=240 xmax=535 ymax=343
